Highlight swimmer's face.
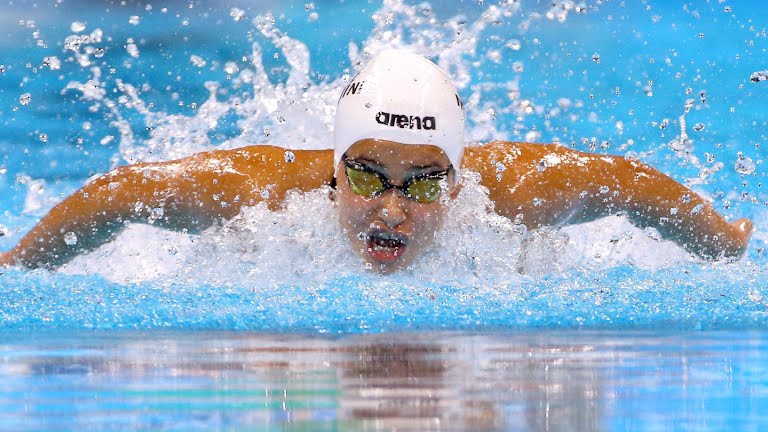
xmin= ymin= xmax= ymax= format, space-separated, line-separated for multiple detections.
xmin=337 ymin=139 xmax=457 ymax=272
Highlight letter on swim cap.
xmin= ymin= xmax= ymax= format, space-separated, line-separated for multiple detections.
xmin=376 ymin=111 xmax=389 ymax=125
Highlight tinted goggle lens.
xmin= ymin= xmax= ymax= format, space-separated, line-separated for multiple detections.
xmin=405 ymin=178 xmax=442 ymax=203
xmin=345 ymin=164 xmax=445 ymax=204
xmin=345 ymin=166 xmax=384 ymax=197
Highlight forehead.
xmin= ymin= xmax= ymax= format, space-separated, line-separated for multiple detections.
xmin=345 ymin=139 xmax=451 ymax=169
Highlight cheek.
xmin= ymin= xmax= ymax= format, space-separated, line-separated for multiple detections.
xmin=409 ymin=204 xmax=447 ymax=238
xmin=337 ymin=189 xmax=374 ymax=231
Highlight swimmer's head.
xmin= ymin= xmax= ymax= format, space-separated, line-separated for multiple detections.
xmin=334 ymin=49 xmax=465 ymax=177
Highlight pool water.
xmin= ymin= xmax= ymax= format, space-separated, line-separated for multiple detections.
xmin=1 ymin=0 xmax=768 ymax=429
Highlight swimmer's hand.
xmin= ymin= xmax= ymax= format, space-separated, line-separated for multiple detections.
xmin=0 ymin=251 xmax=11 ymax=267
xmin=722 ymin=218 xmax=753 ymax=259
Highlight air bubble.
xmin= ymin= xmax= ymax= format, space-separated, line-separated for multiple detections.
xmin=591 ymin=53 xmax=601 ymax=63
xmin=129 ymin=16 xmax=140 ymax=25
xmin=19 ymin=93 xmax=31 ymax=105
xmin=599 ymin=185 xmax=609 ymax=194
xmin=284 ymin=151 xmax=296 ymax=163
xmin=693 ymin=123 xmax=705 ymax=131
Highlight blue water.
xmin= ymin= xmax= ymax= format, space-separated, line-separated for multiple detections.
xmin=1 ymin=0 xmax=768 ymax=429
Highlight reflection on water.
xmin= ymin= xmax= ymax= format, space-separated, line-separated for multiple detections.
xmin=2 ymin=330 xmax=766 ymax=431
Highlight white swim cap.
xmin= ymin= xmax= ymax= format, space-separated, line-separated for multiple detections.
xmin=334 ymin=49 xmax=465 ymax=176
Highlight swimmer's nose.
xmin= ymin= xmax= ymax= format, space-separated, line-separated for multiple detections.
xmin=377 ymin=191 xmax=407 ymax=228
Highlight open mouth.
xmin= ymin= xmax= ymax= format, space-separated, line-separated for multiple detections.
xmin=366 ymin=229 xmax=408 ymax=263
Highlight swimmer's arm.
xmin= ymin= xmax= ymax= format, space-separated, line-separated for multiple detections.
xmin=465 ymin=142 xmax=752 ymax=259
xmin=0 ymin=146 xmax=334 ymax=269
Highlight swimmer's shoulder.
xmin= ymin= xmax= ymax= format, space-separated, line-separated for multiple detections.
xmin=461 ymin=141 xmax=554 ymax=173
xmin=214 ymin=145 xmax=336 ymax=190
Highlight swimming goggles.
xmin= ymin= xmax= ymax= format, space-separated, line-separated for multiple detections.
xmin=343 ymin=157 xmax=451 ymax=204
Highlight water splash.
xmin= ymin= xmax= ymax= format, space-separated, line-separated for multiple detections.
xmin=21 ymin=0 xmax=755 ymax=285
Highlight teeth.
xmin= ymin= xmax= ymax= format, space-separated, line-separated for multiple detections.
xmin=368 ymin=230 xmax=407 ymax=249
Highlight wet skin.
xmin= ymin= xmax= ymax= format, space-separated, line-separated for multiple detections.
xmin=0 ymin=140 xmax=753 ymax=269
xmin=336 ymin=140 xmax=457 ymax=273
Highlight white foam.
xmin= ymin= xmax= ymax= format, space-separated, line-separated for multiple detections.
xmin=54 ymin=0 xmax=703 ymax=284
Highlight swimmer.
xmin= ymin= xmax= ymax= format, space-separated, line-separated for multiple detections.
xmin=0 ymin=50 xmax=753 ymax=272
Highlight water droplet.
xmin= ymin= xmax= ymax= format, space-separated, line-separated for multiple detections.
xmin=38 ymin=133 xmax=48 ymax=143
xmin=260 ymin=189 xmax=270 ymax=199
xmin=70 ymin=21 xmax=86 ymax=33
xmin=537 ymin=159 xmax=547 ymax=172
xmin=693 ymin=123 xmax=705 ymax=131
xmin=64 ymin=231 xmax=78 ymax=246
xmin=19 ymin=93 xmax=31 ymax=105
xmin=533 ymin=197 xmax=543 ymax=206
xmin=681 ymin=194 xmax=691 ymax=203
xmin=126 ymin=41 xmax=139 ymax=58
xmin=190 ymin=55 xmax=206 ymax=67
xmin=591 ymin=53 xmax=601 ymax=63
xmin=230 ymin=7 xmax=245 ymax=22
xmin=643 ymin=85 xmax=653 ymax=96
xmin=128 ymin=15 xmax=140 ymax=25
xmin=365 ymin=102 xmax=372 ymax=109
xmin=644 ymin=227 xmax=662 ymax=241
xmin=750 ymin=70 xmax=768 ymax=82
xmin=0 ymin=65 xmax=5 ymax=73
xmin=148 ymin=207 xmax=164 ymax=224
xmin=495 ymin=162 xmax=506 ymax=172
xmin=505 ymin=39 xmax=521 ymax=51
xmin=284 ymin=151 xmax=296 ymax=163
xmin=308 ymin=12 xmax=319 ymax=22
xmin=670 ymin=207 xmax=678 ymax=215
xmin=224 ymin=61 xmax=239 ymax=75
xmin=735 ymin=154 xmax=756 ymax=175
xmin=690 ymin=204 xmax=704 ymax=215
xmin=599 ymin=185 xmax=609 ymax=194
xmin=42 ymin=56 xmax=61 ymax=70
